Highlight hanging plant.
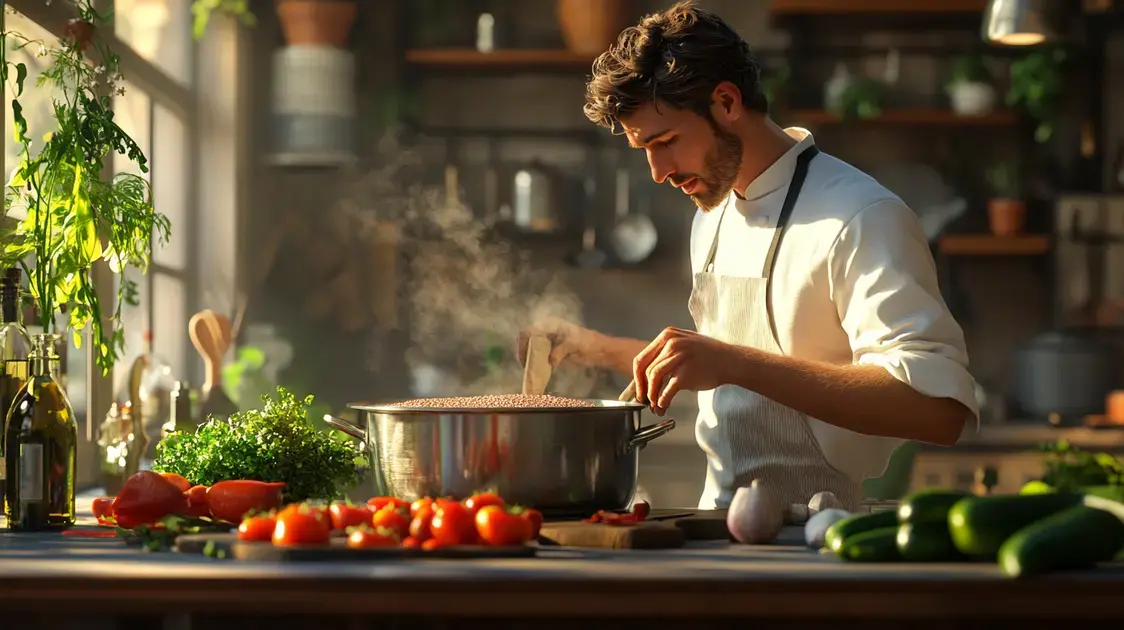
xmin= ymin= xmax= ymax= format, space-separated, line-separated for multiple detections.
xmin=0 ymin=0 xmax=171 ymax=374
xmin=1006 ymin=46 xmax=1071 ymax=144
xmin=191 ymin=0 xmax=257 ymax=40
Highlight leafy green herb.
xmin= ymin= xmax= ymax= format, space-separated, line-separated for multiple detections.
xmin=1037 ymin=440 xmax=1124 ymax=491
xmin=153 ymin=386 xmax=363 ymax=502
xmin=117 ymin=514 xmax=228 ymax=552
xmin=191 ymin=0 xmax=257 ymax=40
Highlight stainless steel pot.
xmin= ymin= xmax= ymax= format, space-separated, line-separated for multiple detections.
xmin=324 ymin=399 xmax=675 ymax=515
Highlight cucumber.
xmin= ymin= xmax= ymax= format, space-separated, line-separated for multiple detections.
xmin=897 ymin=488 xmax=972 ymax=525
xmin=998 ymin=505 xmax=1124 ymax=578
xmin=1079 ymin=485 xmax=1124 ymax=503
xmin=896 ymin=522 xmax=964 ymax=562
xmin=1019 ymin=480 xmax=1055 ymax=495
xmin=835 ymin=527 xmax=901 ymax=562
xmin=824 ymin=511 xmax=899 ymax=553
xmin=947 ymin=492 xmax=1084 ymax=560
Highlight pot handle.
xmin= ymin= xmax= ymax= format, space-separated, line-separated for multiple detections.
xmin=323 ymin=414 xmax=365 ymax=440
xmin=629 ymin=418 xmax=676 ymax=450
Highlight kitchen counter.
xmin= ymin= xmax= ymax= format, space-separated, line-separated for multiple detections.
xmin=1 ymin=499 xmax=1123 ymax=626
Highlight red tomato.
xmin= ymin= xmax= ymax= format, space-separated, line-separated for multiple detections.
xmin=183 ymin=485 xmax=210 ymax=519
xmin=366 ymin=496 xmax=409 ymax=512
xmin=408 ymin=506 xmax=434 ymax=542
xmin=475 ymin=505 xmax=534 ymax=546
xmin=410 ymin=497 xmax=433 ymax=518
xmin=158 ymin=472 xmax=192 ymax=493
xmin=429 ymin=501 xmax=476 ymax=546
xmin=372 ymin=506 xmax=410 ymax=539
xmin=91 ymin=497 xmax=114 ymax=521
xmin=237 ymin=516 xmax=277 ymax=542
xmin=112 ymin=471 xmax=188 ymax=529
xmin=421 ymin=538 xmax=444 ymax=551
xmin=206 ymin=480 xmax=286 ymax=524
xmin=329 ymin=503 xmax=373 ymax=531
xmin=463 ymin=492 xmax=505 ymax=516
xmin=520 ymin=508 xmax=544 ymax=538
xmin=401 ymin=536 xmax=421 ymax=548
xmin=347 ymin=527 xmax=399 ymax=549
xmin=273 ymin=504 xmax=331 ymax=546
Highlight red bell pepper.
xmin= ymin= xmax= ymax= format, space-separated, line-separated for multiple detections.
xmin=111 ymin=471 xmax=189 ymax=529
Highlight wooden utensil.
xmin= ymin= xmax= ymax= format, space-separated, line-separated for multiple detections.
xmin=619 ymin=380 xmax=637 ymax=402
xmin=521 ymin=335 xmax=553 ymax=396
xmin=189 ymin=311 xmax=238 ymax=420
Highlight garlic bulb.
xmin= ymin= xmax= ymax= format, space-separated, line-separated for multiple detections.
xmin=804 ymin=508 xmax=851 ymax=549
xmin=808 ymin=491 xmax=843 ymax=513
xmin=727 ymin=479 xmax=784 ymax=544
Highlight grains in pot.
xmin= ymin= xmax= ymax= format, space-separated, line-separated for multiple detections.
xmin=387 ymin=394 xmax=597 ymax=409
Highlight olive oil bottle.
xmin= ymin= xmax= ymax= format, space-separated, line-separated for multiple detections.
xmin=0 ymin=268 xmax=31 ymax=514
xmin=4 ymin=332 xmax=77 ymax=530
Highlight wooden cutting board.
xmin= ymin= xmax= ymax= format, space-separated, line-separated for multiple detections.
xmin=538 ymin=509 xmax=731 ymax=550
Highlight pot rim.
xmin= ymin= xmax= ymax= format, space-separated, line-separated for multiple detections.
xmin=346 ymin=398 xmax=645 ymax=415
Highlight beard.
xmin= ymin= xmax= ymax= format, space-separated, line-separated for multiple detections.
xmin=670 ymin=124 xmax=743 ymax=211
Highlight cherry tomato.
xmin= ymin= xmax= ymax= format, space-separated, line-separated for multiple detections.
xmin=410 ymin=497 xmax=433 ymax=518
xmin=347 ymin=527 xmax=399 ymax=549
xmin=184 ymin=485 xmax=210 ymax=519
xmin=372 ymin=506 xmax=411 ymax=539
xmin=329 ymin=503 xmax=373 ymax=531
xmin=401 ymin=536 xmax=421 ymax=548
xmin=237 ymin=516 xmax=277 ymax=542
xmin=430 ymin=501 xmax=476 ymax=546
xmin=520 ymin=508 xmax=543 ymax=538
xmin=112 ymin=471 xmax=188 ymax=529
xmin=158 ymin=472 xmax=192 ymax=493
xmin=409 ymin=506 xmax=434 ymax=542
xmin=206 ymin=480 xmax=286 ymax=524
xmin=632 ymin=501 xmax=650 ymax=520
xmin=463 ymin=492 xmax=504 ymax=516
xmin=91 ymin=497 xmax=114 ymax=522
xmin=421 ymin=538 xmax=444 ymax=551
xmin=273 ymin=504 xmax=332 ymax=546
xmin=366 ymin=496 xmax=409 ymax=512
xmin=475 ymin=505 xmax=534 ymax=546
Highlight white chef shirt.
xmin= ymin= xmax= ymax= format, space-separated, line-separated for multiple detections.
xmin=689 ymin=128 xmax=979 ymax=464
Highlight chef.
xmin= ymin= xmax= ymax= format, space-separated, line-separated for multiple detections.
xmin=518 ymin=3 xmax=979 ymax=512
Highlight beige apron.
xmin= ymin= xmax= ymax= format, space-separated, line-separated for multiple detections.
xmin=688 ymin=146 xmax=863 ymax=512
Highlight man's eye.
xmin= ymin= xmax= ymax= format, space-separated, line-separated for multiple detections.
xmin=655 ymin=137 xmax=678 ymax=148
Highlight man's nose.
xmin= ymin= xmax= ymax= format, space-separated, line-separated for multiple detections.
xmin=647 ymin=153 xmax=673 ymax=184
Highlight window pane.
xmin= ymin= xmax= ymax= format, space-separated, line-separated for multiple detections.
xmin=153 ymin=272 xmax=187 ymax=381
xmin=114 ymin=0 xmax=193 ymax=85
xmin=4 ymin=10 xmax=62 ymax=184
xmin=152 ymin=104 xmax=188 ymax=271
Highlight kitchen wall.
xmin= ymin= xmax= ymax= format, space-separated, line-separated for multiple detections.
xmin=235 ymin=0 xmax=1124 ymax=507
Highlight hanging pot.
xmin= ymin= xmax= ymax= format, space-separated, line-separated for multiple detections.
xmin=275 ymin=0 xmax=357 ymax=47
xmin=556 ymin=0 xmax=633 ymax=56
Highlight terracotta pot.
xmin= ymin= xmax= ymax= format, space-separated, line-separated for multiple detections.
xmin=556 ymin=0 xmax=633 ymax=56
xmin=276 ymin=0 xmax=357 ymax=47
xmin=987 ymin=198 xmax=1026 ymax=236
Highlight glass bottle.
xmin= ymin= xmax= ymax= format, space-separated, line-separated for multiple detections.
xmin=137 ymin=330 xmax=175 ymax=469
xmin=4 ymin=333 xmax=77 ymax=530
xmin=0 ymin=268 xmax=31 ymax=512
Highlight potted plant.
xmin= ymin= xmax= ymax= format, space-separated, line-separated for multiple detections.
xmin=946 ymin=54 xmax=996 ymax=116
xmin=986 ymin=162 xmax=1025 ymax=236
xmin=556 ymin=0 xmax=633 ymax=56
xmin=191 ymin=0 xmax=257 ymax=39
xmin=275 ymin=0 xmax=357 ymax=47
xmin=1007 ymin=46 xmax=1070 ymax=143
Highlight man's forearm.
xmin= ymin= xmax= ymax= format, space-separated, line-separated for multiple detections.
xmin=722 ymin=345 xmax=968 ymax=446
xmin=591 ymin=333 xmax=649 ymax=377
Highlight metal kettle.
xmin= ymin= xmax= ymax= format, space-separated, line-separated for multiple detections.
xmin=511 ymin=160 xmax=560 ymax=233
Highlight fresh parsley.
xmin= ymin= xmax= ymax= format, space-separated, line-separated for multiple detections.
xmin=153 ymin=387 xmax=363 ymax=502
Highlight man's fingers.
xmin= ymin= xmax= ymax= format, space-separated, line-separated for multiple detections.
xmin=655 ymin=376 xmax=681 ymax=415
xmin=646 ymin=351 xmax=682 ymax=413
xmin=631 ymin=337 xmax=665 ymax=405
xmin=548 ymin=340 xmax=572 ymax=367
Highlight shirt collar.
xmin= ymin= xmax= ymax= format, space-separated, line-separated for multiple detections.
xmin=739 ymin=127 xmax=816 ymax=202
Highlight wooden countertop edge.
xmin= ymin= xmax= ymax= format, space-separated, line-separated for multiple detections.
xmin=2 ymin=577 xmax=1123 ymax=618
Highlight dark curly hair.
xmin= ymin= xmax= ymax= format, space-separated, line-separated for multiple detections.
xmin=583 ymin=2 xmax=767 ymax=131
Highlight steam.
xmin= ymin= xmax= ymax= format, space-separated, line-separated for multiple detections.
xmin=337 ymin=132 xmax=599 ymax=398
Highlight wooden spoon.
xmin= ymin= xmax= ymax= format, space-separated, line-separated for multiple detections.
xmin=189 ymin=311 xmax=238 ymax=419
xmin=521 ymin=335 xmax=553 ymax=396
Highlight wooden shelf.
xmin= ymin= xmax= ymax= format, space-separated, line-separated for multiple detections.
xmin=786 ymin=109 xmax=1019 ymax=126
xmin=938 ymin=234 xmax=1051 ymax=256
xmin=405 ymin=48 xmax=595 ymax=70
xmin=771 ymin=0 xmax=988 ymax=14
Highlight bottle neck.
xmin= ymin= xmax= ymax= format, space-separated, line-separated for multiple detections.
xmin=0 ymin=287 xmax=19 ymax=324
xmin=29 ymin=334 xmax=60 ymax=377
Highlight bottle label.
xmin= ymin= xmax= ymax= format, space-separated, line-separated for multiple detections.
xmin=19 ymin=443 xmax=43 ymax=502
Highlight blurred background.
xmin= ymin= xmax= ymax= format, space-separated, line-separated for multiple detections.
xmin=5 ymin=0 xmax=1124 ymax=506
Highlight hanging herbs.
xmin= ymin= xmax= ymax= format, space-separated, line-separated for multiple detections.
xmin=0 ymin=0 xmax=170 ymax=374
xmin=1006 ymin=46 xmax=1071 ymax=144
xmin=191 ymin=0 xmax=257 ymax=40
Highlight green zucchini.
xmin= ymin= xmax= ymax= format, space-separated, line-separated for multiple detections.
xmin=998 ymin=505 xmax=1124 ymax=578
xmin=896 ymin=522 xmax=964 ymax=562
xmin=897 ymin=488 xmax=972 ymax=525
xmin=947 ymin=492 xmax=1084 ymax=560
xmin=835 ymin=527 xmax=901 ymax=562
xmin=825 ymin=510 xmax=899 ymax=553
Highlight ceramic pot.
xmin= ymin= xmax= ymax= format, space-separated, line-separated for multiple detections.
xmin=948 ymin=82 xmax=997 ymax=116
xmin=556 ymin=0 xmax=633 ymax=55
xmin=275 ymin=0 xmax=357 ymax=47
xmin=987 ymin=198 xmax=1026 ymax=236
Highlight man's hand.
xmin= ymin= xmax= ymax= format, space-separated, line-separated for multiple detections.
xmin=516 ymin=317 xmax=602 ymax=368
xmin=633 ymin=327 xmax=737 ymax=415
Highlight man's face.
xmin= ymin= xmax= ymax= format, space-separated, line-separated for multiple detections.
xmin=619 ymin=101 xmax=742 ymax=211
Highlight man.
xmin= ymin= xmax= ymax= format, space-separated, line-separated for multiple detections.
xmin=519 ymin=2 xmax=978 ymax=511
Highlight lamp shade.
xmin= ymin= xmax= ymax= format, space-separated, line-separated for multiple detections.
xmin=982 ymin=0 xmax=1066 ymax=46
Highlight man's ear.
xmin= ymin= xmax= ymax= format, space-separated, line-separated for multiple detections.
xmin=710 ymin=82 xmax=743 ymax=123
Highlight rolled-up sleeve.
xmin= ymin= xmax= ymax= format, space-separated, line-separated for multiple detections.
xmin=827 ymin=199 xmax=980 ymax=428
